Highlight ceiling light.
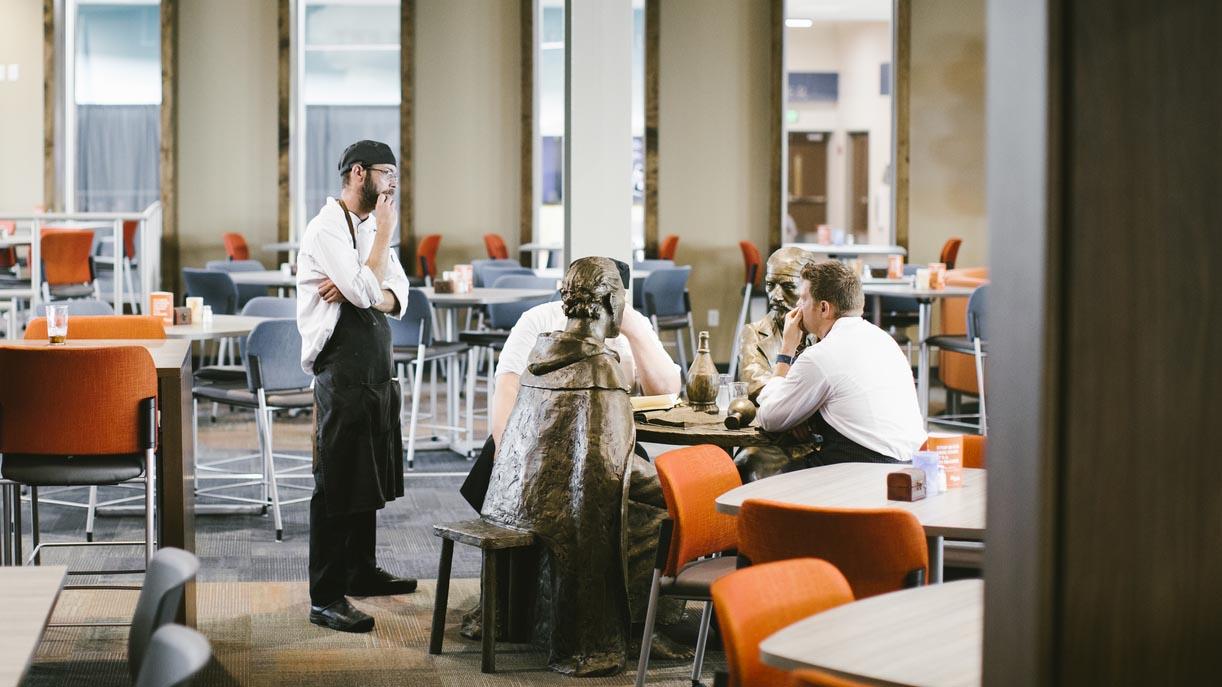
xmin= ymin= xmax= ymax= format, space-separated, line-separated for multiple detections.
xmin=786 ymin=18 xmax=814 ymax=28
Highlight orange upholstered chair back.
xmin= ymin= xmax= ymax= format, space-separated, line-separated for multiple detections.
xmin=739 ymin=240 xmax=763 ymax=287
xmin=417 ymin=234 xmax=442 ymax=278
xmin=962 ymin=434 xmax=987 ymax=469
xmin=222 ymin=233 xmax=250 ymax=261
xmin=0 ymin=346 xmax=157 ymax=455
xmin=40 ymin=229 xmax=94 ymax=285
xmin=0 ymin=220 xmax=16 ymax=269
xmin=25 ymin=316 xmax=167 ymax=341
xmin=483 ymin=233 xmax=509 ymax=260
xmin=655 ymin=445 xmax=741 ymax=577
xmin=939 ymin=238 xmax=963 ymax=269
xmin=658 ymin=234 xmax=679 ymax=260
xmin=790 ymin=670 xmax=870 ymax=687
xmin=122 ymin=220 xmax=139 ymax=259
xmin=737 ymin=500 xmax=928 ymax=599
xmin=939 ymin=293 xmax=978 ymax=394
xmin=712 ymin=559 xmax=855 ymax=687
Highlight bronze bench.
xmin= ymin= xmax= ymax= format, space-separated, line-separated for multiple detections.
xmin=429 ymin=519 xmax=536 ymax=673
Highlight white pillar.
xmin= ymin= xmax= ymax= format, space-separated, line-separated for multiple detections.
xmin=563 ymin=0 xmax=634 ymax=267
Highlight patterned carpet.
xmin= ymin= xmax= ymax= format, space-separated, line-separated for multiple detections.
xmin=17 ymin=407 xmax=724 ymax=686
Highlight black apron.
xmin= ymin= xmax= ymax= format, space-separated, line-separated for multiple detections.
xmin=783 ymin=410 xmax=900 ymax=473
xmin=312 ymin=200 xmax=405 ymax=516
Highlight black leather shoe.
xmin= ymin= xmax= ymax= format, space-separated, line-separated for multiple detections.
xmin=309 ymin=599 xmax=375 ymax=633
xmin=346 ymin=566 xmax=419 ymax=597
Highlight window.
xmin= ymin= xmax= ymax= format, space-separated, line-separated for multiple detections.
xmin=70 ymin=0 xmax=161 ymax=212
xmin=297 ymin=0 xmax=400 ymax=239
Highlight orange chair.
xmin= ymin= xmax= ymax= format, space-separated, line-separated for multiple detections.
xmin=658 ymin=234 xmax=679 ymax=260
xmin=483 ymin=233 xmax=509 ymax=260
xmin=790 ymin=670 xmax=870 ymax=687
xmin=962 ymin=434 xmax=986 ymax=469
xmin=0 ymin=346 xmax=158 ymax=575
xmin=222 ymin=232 xmax=250 ymax=261
xmin=25 ymin=315 xmax=166 ymax=341
xmin=634 ymin=445 xmax=742 ymax=687
xmin=417 ymin=234 xmax=442 ymax=280
xmin=737 ymin=500 xmax=928 ymax=599
xmin=938 ymin=268 xmax=989 ymax=401
xmin=730 ymin=241 xmax=767 ymax=380
xmin=711 ymin=559 xmax=855 ymax=687
xmin=738 ymin=240 xmax=763 ymax=288
xmin=0 ymin=220 xmax=16 ymax=270
xmin=40 ymin=229 xmax=97 ymax=299
xmin=939 ymin=237 xmax=963 ymax=270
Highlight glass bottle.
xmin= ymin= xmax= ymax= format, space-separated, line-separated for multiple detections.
xmin=686 ymin=331 xmax=720 ymax=412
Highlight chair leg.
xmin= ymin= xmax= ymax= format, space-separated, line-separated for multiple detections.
xmin=974 ymin=338 xmax=988 ymax=436
xmin=675 ymin=330 xmax=689 ymax=377
xmin=85 ymin=486 xmax=97 ymax=542
xmin=30 ymin=487 xmax=41 ymax=565
xmin=465 ymin=348 xmax=476 ymax=455
xmin=686 ymin=314 xmax=697 ymax=356
xmin=144 ymin=449 xmax=156 ymax=564
xmin=481 ymin=549 xmax=498 ymax=673
xmin=634 ymin=569 xmax=663 ymax=687
xmin=406 ymin=346 xmax=426 ymax=471
xmin=257 ymin=395 xmax=283 ymax=541
xmin=691 ymin=600 xmax=714 ymax=684
xmin=429 ymin=538 xmax=455 ymax=655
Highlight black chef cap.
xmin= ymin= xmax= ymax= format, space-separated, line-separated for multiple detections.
xmin=338 ymin=140 xmax=397 ymax=174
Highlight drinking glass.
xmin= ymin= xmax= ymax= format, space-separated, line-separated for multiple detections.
xmin=715 ymin=374 xmax=733 ymax=413
xmin=729 ymin=381 xmax=748 ymax=401
xmin=46 ymin=304 xmax=69 ymax=344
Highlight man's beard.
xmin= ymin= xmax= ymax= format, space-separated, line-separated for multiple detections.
xmin=356 ymin=174 xmax=380 ymax=215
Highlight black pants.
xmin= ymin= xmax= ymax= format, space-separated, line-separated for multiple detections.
xmin=309 ymin=471 xmax=377 ymax=606
xmin=783 ymin=412 xmax=901 ymax=473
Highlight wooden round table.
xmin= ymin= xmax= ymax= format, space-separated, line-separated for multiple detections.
xmin=716 ymin=462 xmax=986 ymax=582
xmin=633 ymin=404 xmax=774 ymax=449
xmin=760 ymin=579 xmax=983 ymax=687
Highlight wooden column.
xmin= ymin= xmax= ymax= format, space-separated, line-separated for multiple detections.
xmin=399 ymin=0 xmax=416 ymax=273
xmin=276 ymin=0 xmax=290 ymax=259
xmin=643 ymin=0 xmax=659 ymax=259
xmin=892 ymin=0 xmax=910 ymax=251
xmin=159 ymin=0 xmax=179 ymax=294
xmin=767 ymin=0 xmax=783 ymax=253
xmin=42 ymin=0 xmax=55 ymax=211
xmin=518 ymin=0 xmax=534 ymax=266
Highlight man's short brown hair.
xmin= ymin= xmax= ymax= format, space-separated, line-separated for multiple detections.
xmin=800 ymin=260 xmax=865 ymax=315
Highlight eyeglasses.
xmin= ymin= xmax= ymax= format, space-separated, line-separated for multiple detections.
xmin=367 ymin=166 xmax=399 ymax=182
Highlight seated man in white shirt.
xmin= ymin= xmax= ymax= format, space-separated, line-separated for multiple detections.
xmin=756 ymin=260 xmax=926 ymax=470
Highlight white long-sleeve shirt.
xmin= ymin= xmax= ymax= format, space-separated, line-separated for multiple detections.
xmin=756 ymin=316 xmax=926 ymax=460
xmin=296 ymin=197 xmax=411 ymax=374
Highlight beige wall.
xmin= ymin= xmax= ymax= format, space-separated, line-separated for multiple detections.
xmin=177 ymin=0 xmax=280 ymax=271
xmin=908 ymin=0 xmax=986 ymax=269
xmin=0 ymin=0 xmax=45 ymax=211
xmin=415 ymin=0 xmax=520 ymax=274
xmin=659 ymin=0 xmax=772 ymax=363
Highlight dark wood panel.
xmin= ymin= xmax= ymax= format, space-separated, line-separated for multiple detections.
xmin=159 ymin=0 xmax=179 ymax=295
xmin=277 ymin=0 xmax=290 ymax=261
xmin=518 ymin=0 xmax=533 ymax=266
xmin=1058 ymin=0 xmax=1222 ymax=683
xmin=767 ymin=0 xmax=783 ymax=253
xmin=644 ymin=0 xmax=659 ymax=259
xmin=399 ymin=0 xmax=416 ymax=272
xmin=42 ymin=0 xmax=54 ymax=211
xmin=893 ymin=0 xmax=910 ymax=251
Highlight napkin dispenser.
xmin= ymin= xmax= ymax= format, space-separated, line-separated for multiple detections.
xmin=887 ymin=468 xmax=927 ymax=502
xmin=173 ymin=307 xmax=192 ymax=325
xmin=433 ymin=279 xmax=456 ymax=294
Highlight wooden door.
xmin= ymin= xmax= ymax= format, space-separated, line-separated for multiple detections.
xmin=787 ymin=131 xmax=829 ymax=235
xmin=848 ymin=132 xmax=869 ymax=237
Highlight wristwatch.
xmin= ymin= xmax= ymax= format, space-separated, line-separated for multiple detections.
xmin=775 ymin=353 xmax=794 ymax=366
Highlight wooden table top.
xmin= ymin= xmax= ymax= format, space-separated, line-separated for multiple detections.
xmin=165 ymin=315 xmax=269 ymax=340
xmin=634 ymin=404 xmax=773 ymax=448
xmin=784 ymin=242 xmax=908 ymax=256
xmin=760 ymin=579 xmax=983 ymax=687
xmin=0 ymin=338 xmax=191 ymax=370
xmin=861 ymin=283 xmax=978 ymax=299
xmin=0 ymin=566 xmax=67 ymax=687
xmin=716 ymin=462 xmax=986 ymax=540
xmin=420 ymin=287 xmax=555 ymax=306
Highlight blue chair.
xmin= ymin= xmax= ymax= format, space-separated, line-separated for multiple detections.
xmin=182 ymin=268 xmax=237 ymax=315
xmin=925 ymin=284 xmax=989 ymax=435
xmin=472 ymin=259 xmax=522 ymax=287
xmin=128 ymin=548 xmax=200 ymax=681
xmin=206 ymin=259 xmax=266 ymax=309
xmin=389 ymin=289 xmax=471 ymax=469
xmin=192 ymin=320 xmax=313 ymax=540
xmin=34 ymin=298 xmax=114 ymax=316
xmin=632 ymin=260 xmax=676 ymax=308
xmin=135 ymin=624 xmax=211 ymax=687
xmin=633 ymin=259 xmax=675 ymax=271
xmin=640 ymin=266 xmax=695 ymax=374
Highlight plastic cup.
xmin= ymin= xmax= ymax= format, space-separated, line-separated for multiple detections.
xmin=46 ymin=304 xmax=69 ymax=344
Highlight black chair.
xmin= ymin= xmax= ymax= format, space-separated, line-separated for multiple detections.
xmin=925 ymin=284 xmax=989 ymax=434
xmin=640 ymin=266 xmax=695 ymax=374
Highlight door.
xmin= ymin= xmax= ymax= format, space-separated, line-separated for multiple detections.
xmin=848 ymin=132 xmax=870 ymax=238
xmin=787 ymin=131 xmax=830 ymax=236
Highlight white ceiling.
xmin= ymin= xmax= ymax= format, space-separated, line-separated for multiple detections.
xmin=786 ymin=0 xmax=892 ymax=22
